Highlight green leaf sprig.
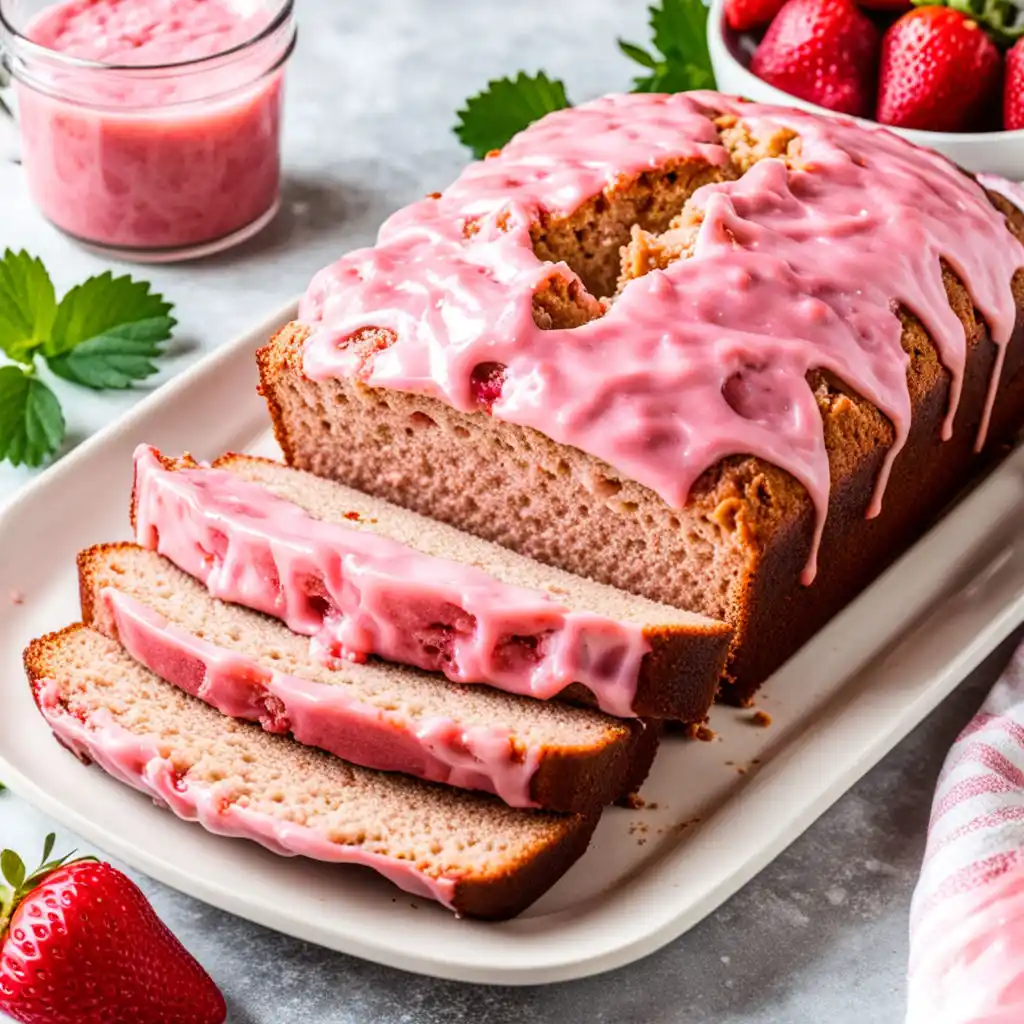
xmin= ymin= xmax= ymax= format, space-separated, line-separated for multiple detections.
xmin=0 ymin=250 xmax=176 ymax=467
xmin=619 ymin=0 xmax=715 ymax=93
xmin=453 ymin=0 xmax=715 ymax=157
xmin=454 ymin=71 xmax=571 ymax=160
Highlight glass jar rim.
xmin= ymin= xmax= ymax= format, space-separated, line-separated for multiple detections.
xmin=0 ymin=0 xmax=294 ymax=73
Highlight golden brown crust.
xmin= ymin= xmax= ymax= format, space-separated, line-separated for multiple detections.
xmin=256 ymin=190 xmax=1024 ymax=709
xmin=24 ymin=625 xmax=601 ymax=920
xmin=80 ymin=541 xmax=649 ymax=813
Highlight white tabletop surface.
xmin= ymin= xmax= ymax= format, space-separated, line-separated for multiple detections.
xmin=0 ymin=2 xmax=1015 ymax=1020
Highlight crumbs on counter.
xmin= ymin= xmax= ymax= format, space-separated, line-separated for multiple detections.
xmin=736 ymin=766 xmax=747 ymax=775
xmin=750 ymin=710 xmax=773 ymax=727
xmin=9 ymin=590 xmax=24 ymax=605
xmin=695 ymin=724 xmax=716 ymax=742
xmin=620 ymin=791 xmax=645 ymax=810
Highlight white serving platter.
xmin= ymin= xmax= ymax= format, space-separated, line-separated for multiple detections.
xmin=3 ymin=299 xmax=1024 ymax=985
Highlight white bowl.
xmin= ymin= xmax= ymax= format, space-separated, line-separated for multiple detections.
xmin=706 ymin=0 xmax=1024 ymax=178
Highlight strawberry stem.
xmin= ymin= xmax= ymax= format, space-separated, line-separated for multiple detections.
xmin=914 ymin=0 xmax=1024 ymax=46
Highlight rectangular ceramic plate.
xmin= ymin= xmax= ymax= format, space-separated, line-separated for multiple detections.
xmin=3 ymin=300 xmax=1024 ymax=985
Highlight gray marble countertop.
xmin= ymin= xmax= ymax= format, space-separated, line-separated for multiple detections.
xmin=0 ymin=2 xmax=1011 ymax=1020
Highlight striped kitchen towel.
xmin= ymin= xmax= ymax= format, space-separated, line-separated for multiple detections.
xmin=907 ymin=640 xmax=1024 ymax=1023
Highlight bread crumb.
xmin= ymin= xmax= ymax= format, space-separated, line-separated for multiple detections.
xmin=725 ymin=760 xmax=735 ymax=766
xmin=645 ymin=801 xmax=660 ymax=811
xmin=621 ymin=791 xmax=645 ymax=810
xmin=736 ymin=766 xmax=747 ymax=775
xmin=751 ymin=710 xmax=773 ymax=727
xmin=695 ymin=724 xmax=716 ymax=742
xmin=9 ymin=590 xmax=24 ymax=605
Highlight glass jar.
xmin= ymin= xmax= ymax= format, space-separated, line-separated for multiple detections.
xmin=0 ymin=0 xmax=296 ymax=261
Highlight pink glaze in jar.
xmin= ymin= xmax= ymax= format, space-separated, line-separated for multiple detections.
xmin=0 ymin=0 xmax=295 ymax=260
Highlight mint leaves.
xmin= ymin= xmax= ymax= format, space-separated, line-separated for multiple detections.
xmin=454 ymin=72 xmax=571 ymax=159
xmin=0 ymin=250 xmax=175 ymax=467
xmin=453 ymin=0 xmax=716 ymax=156
xmin=620 ymin=0 xmax=715 ymax=93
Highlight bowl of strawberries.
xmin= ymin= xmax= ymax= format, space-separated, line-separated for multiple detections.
xmin=707 ymin=0 xmax=1024 ymax=176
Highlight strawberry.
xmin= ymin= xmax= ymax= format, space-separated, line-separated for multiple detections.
xmin=725 ymin=0 xmax=788 ymax=33
xmin=1006 ymin=38 xmax=1024 ymax=129
xmin=751 ymin=0 xmax=881 ymax=117
xmin=0 ymin=835 xmax=226 ymax=1024
xmin=876 ymin=7 xmax=1002 ymax=131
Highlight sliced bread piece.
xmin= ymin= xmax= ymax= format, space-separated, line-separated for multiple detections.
xmin=79 ymin=543 xmax=659 ymax=812
xmin=24 ymin=626 xmax=599 ymax=920
xmin=130 ymin=445 xmax=731 ymax=721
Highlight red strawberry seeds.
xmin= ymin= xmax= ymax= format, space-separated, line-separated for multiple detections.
xmin=751 ymin=0 xmax=881 ymax=117
xmin=876 ymin=7 xmax=1003 ymax=131
xmin=0 ymin=836 xmax=225 ymax=1024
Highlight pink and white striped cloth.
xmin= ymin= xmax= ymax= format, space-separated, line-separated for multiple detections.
xmin=907 ymin=642 xmax=1024 ymax=1022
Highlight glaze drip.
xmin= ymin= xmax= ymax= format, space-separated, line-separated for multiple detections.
xmin=299 ymin=91 xmax=1023 ymax=583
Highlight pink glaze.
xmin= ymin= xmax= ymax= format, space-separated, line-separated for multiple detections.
xmin=14 ymin=0 xmax=290 ymax=251
xmin=908 ymin=861 xmax=1024 ymax=1023
xmin=101 ymin=586 xmax=544 ymax=807
xmin=133 ymin=445 xmax=651 ymax=717
xmin=34 ymin=676 xmax=459 ymax=909
xmin=300 ymin=92 xmax=1024 ymax=582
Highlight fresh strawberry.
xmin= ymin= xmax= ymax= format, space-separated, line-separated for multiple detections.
xmin=1006 ymin=38 xmax=1024 ymax=129
xmin=876 ymin=7 xmax=1002 ymax=131
xmin=725 ymin=0 xmax=788 ymax=33
xmin=0 ymin=835 xmax=226 ymax=1024
xmin=751 ymin=0 xmax=881 ymax=117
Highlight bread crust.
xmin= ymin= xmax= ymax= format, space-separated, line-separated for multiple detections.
xmin=257 ymin=191 xmax=1024 ymax=705
xmin=24 ymin=626 xmax=601 ymax=920
xmin=80 ymin=542 xmax=656 ymax=813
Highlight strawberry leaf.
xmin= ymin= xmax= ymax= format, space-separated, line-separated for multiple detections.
xmin=618 ymin=40 xmax=659 ymax=68
xmin=454 ymin=72 xmax=571 ymax=158
xmin=1 ymin=850 xmax=25 ymax=890
xmin=47 ymin=317 xmax=171 ymax=389
xmin=46 ymin=271 xmax=174 ymax=358
xmin=0 ymin=249 xmax=57 ymax=366
xmin=41 ymin=833 xmax=55 ymax=864
xmin=624 ymin=0 xmax=716 ymax=93
xmin=0 ymin=366 xmax=66 ymax=467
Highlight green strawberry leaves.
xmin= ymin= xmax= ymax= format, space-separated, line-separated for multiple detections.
xmin=0 ymin=366 xmax=66 ymax=468
xmin=453 ymin=0 xmax=716 ymax=155
xmin=0 ymin=251 xmax=175 ymax=467
xmin=454 ymin=72 xmax=571 ymax=159
xmin=0 ymin=250 xmax=57 ymax=366
xmin=620 ymin=0 xmax=716 ymax=93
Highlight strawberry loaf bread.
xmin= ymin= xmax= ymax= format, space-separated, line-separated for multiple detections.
xmin=259 ymin=90 xmax=1024 ymax=702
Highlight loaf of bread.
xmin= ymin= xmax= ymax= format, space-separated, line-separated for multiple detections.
xmin=80 ymin=542 xmax=659 ymax=811
xmin=258 ymin=90 xmax=1024 ymax=702
xmin=25 ymin=626 xmax=599 ymax=919
xmin=131 ymin=445 xmax=730 ymax=720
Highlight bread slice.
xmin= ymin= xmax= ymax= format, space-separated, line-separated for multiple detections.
xmin=24 ymin=626 xmax=599 ymax=920
xmin=78 ymin=543 xmax=659 ymax=812
xmin=130 ymin=445 xmax=731 ymax=721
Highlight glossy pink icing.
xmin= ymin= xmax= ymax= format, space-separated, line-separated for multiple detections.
xmin=33 ymin=677 xmax=458 ymax=909
xmin=133 ymin=446 xmax=650 ymax=717
xmin=16 ymin=0 xmax=286 ymax=251
xmin=102 ymin=586 xmax=543 ymax=807
xmin=300 ymin=91 xmax=1024 ymax=582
